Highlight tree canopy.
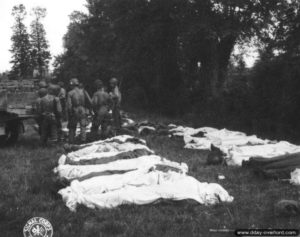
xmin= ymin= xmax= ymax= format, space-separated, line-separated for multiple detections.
xmin=30 ymin=7 xmax=51 ymax=77
xmin=53 ymin=0 xmax=300 ymax=114
xmin=10 ymin=4 xmax=32 ymax=79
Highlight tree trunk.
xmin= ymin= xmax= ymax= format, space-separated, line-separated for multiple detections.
xmin=200 ymin=35 xmax=236 ymax=99
xmin=157 ymin=14 xmax=183 ymax=114
xmin=217 ymin=35 xmax=236 ymax=89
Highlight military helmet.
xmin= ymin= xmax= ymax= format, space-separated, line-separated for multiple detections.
xmin=58 ymin=81 xmax=64 ymax=87
xmin=38 ymin=80 xmax=47 ymax=88
xmin=110 ymin=77 xmax=118 ymax=85
xmin=94 ymin=79 xmax=103 ymax=89
xmin=48 ymin=84 xmax=57 ymax=95
xmin=51 ymin=84 xmax=61 ymax=96
xmin=38 ymin=88 xmax=48 ymax=97
xmin=70 ymin=78 xmax=79 ymax=86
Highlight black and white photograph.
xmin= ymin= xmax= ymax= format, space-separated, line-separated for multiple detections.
xmin=0 ymin=0 xmax=300 ymax=236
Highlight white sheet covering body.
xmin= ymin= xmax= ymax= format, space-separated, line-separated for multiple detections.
xmin=226 ymin=141 xmax=300 ymax=166
xmin=184 ymin=129 xmax=268 ymax=150
xmin=170 ymin=125 xmax=300 ymax=166
xmin=169 ymin=126 xmax=218 ymax=137
xmin=58 ymin=170 xmax=234 ymax=211
xmin=59 ymin=142 xmax=153 ymax=165
xmin=55 ymin=155 xmax=163 ymax=181
xmin=55 ymin=135 xmax=233 ymax=210
xmin=290 ymin=169 xmax=300 ymax=185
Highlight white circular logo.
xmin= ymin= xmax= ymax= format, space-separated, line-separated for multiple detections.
xmin=23 ymin=217 xmax=53 ymax=237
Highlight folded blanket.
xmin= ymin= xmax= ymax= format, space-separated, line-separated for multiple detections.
xmin=228 ymin=142 xmax=300 ymax=166
xmin=243 ymin=152 xmax=300 ymax=180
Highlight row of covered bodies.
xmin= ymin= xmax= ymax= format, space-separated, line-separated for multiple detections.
xmin=54 ymin=135 xmax=233 ymax=211
xmin=169 ymin=125 xmax=300 ymax=184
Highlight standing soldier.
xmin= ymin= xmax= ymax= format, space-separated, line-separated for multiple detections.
xmin=109 ymin=77 xmax=122 ymax=131
xmin=58 ymin=81 xmax=67 ymax=121
xmin=35 ymin=87 xmax=47 ymax=136
xmin=35 ymin=81 xmax=48 ymax=135
xmin=49 ymin=83 xmax=63 ymax=142
xmin=67 ymin=78 xmax=92 ymax=143
xmin=91 ymin=79 xmax=112 ymax=139
xmin=39 ymin=86 xmax=62 ymax=145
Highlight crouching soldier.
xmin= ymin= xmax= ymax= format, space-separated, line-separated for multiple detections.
xmin=39 ymin=86 xmax=62 ymax=145
xmin=67 ymin=78 xmax=91 ymax=144
xmin=109 ymin=78 xmax=122 ymax=132
xmin=91 ymin=79 xmax=112 ymax=139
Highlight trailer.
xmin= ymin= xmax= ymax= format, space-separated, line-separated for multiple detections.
xmin=0 ymin=80 xmax=38 ymax=145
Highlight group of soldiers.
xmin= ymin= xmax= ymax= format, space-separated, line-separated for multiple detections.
xmin=35 ymin=77 xmax=121 ymax=145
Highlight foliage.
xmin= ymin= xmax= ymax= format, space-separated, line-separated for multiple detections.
xmin=53 ymin=0 xmax=299 ymax=115
xmin=30 ymin=7 xmax=51 ymax=78
xmin=9 ymin=4 xmax=32 ymax=79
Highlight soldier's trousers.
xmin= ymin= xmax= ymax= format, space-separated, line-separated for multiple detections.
xmin=112 ymin=105 xmax=121 ymax=131
xmin=56 ymin=116 xmax=62 ymax=141
xmin=68 ymin=116 xmax=88 ymax=144
xmin=35 ymin=116 xmax=43 ymax=135
xmin=91 ymin=108 xmax=110 ymax=139
xmin=60 ymin=98 xmax=67 ymax=121
xmin=41 ymin=115 xmax=57 ymax=145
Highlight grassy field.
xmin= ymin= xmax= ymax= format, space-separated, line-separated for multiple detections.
xmin=1 ymin=115 xmax=300 ymax=237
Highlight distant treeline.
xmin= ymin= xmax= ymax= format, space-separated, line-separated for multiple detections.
xmin=52 ymin=0 xmax=300 ymax=139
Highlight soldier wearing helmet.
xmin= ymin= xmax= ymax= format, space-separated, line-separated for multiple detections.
xmin=38 ymin=80 xmax=47 ymax=89
xmin=39 ymin=85 xmax=62 ymax=145
xmin=57 ymin=81 xmax=67 ymax=120
xmin=35 ymin=87 xmax=48 ymax=135
xmin=91 ymin=79 xmax=112 ymax=139
xmin=49 ymin=83 xmax=64 ymax=141
xmin=109 ymin=77 xmax=122 ymax=131
xmin=67 ymin=78 xmax=92 ymax=143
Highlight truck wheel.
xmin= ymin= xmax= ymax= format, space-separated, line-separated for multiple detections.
xmin=0 ymin=121 xmax=22 ymax=145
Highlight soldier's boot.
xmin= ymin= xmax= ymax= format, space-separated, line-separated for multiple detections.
xmin=56 ymin=119 xmax=62 ymax=142
xmin=91 ymin=124 xmax=99 ymax=140
xmin=80 ymin=125 xmax=87 ymax=143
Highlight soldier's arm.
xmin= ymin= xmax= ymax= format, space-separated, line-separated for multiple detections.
xmin=56 ymin=98 xmax=62 ymax=116
xmin=91 ymin=93 xmax=98 ymax=113
xmin=84 ymin=90 xmax=92 ymax=109
xmin=67 ymin=92 xmax=72 ymax=114
xmin=107 ymin=94 xmax=113 ymax=109
xmin=116 ymin=87 xmax=122 ymax=104
xmin=35 ymin=99 xmax=41 ymax=115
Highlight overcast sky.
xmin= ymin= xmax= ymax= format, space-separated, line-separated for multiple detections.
xmin=0 ymin=0 xmax=87 ymax=72
xmin=0 ymin=0 xmax=258 ymax=73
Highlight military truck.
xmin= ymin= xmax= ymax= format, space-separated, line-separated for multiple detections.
xmin=0 ymin=79 xmax=38 ymax=145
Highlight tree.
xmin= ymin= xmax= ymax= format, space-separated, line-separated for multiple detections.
xmin=180 ymin=0 xmax=298 ymax=98
xmin=54 ymin=0 xmax=299 ymax=113
xmin=10 ymin=4 xmax=32 ymax=79
xmin=30 ymin=7 xmax=51 ymax=78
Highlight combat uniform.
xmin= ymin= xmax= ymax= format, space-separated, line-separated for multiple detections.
xmin=50 ymin=84 xmax=63 ymax=142
xmin=35 ymin=88 xmax=48 ymax=135
xmin=109 ymin=79 xmax=122 ymax=131
xmin=40 ymin=93 xmax=62 ymax=145
xmin=91 ymin=88 xmax=112 ymax=138
xmin=58 ymin=86 xmax=67 ymax=120
xmin=67 ymin=85 xmax=92 ymax=143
